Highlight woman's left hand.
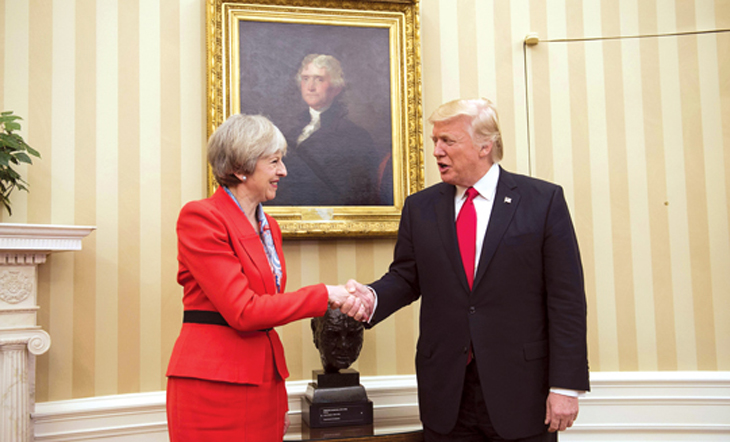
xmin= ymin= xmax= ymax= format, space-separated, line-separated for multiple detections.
xmin=283 ymin=413 xmax=290 ymax=435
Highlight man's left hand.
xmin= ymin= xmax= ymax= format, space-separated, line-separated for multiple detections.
xmin=544 ymin=392 xmax=579 ymax=433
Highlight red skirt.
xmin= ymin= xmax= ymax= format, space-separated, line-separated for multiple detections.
xmin=167 ymin=356 xmax=287 ymax=441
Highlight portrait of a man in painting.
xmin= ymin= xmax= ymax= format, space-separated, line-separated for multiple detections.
xmin=238 ymin=21 xmax=394 ymax=207
xmin=272 ymin=54 xmax=385 ymax=206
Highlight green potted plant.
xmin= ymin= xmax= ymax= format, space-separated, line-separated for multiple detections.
xmin=0 ymin=111 xmax=41 ymax=216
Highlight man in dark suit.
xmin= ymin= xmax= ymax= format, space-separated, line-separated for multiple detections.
xmin=271 ymin=54 xmax=382 ymax=206
xmin=348 ymin=98 xmax=589 ymax=441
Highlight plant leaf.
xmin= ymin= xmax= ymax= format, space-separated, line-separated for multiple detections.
xmin=4 ymin=121 xmax=21 ymax=132
xmin=0 ymin=111 xmax=37 ymax=209
xmin=3 ymin=167 xmax=21 ymax=179
xmin=0 ymin=134 xmax=21 ymax=149
xmin=0 ymin=115 xmax=21 ymax=124
xmin=25 ymin=145 xmax=41 ymax=158
xmin=14 ymin=152 xmax=32 ymax=164
xmin=1 ymin=196 xmax=12 ymax=215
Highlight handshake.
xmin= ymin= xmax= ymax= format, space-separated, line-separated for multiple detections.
xmin=326 ymin=279 xmax=374 ymax=322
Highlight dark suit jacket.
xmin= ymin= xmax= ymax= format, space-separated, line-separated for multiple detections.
xmin=166 ymin=186 xmax=329 ymax=385
xmin=369 ymin=167 xmax=589 ymax=439
xmin=271 ymin=102 xmax=383 ymax=206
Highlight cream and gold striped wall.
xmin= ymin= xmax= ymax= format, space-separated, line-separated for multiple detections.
xmin=525 ymin=0 xmax=730 ymax=373
xmin=0 ymin=0 xmax=727 ymax=403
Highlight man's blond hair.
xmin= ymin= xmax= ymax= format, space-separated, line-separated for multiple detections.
xmin=428 ymin=98 xmax=503 ymax=162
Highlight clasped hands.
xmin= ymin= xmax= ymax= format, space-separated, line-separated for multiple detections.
xmin=326 ymin=279 xmax=373 ymax=322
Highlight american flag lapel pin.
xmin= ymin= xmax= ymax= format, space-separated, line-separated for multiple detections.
xmin=504 ymin=196 xmax=512 ymax=204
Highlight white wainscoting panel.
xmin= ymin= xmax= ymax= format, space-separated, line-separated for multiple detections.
xmin=33 ymin=372 xmax=730 ymax=441
xmin=563 ymin=371 xmax=730 ymax=441
xmin=33 ymin=391 xmax=168 ymax=442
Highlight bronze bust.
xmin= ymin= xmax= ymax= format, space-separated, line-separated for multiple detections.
xmin=311 ymin=307 xmax=364 ymax=373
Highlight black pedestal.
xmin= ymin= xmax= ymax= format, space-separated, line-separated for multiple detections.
xmin=301 ymin=369 xmax=374 ymax=428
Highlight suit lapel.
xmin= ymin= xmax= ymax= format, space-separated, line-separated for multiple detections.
xmin=434 ymin=184 xmax=472 ymax=292
xmin=213 ymin=187 xmax=279 ymax=294
xmin=473 ymin=167 xmax=520 ymax=289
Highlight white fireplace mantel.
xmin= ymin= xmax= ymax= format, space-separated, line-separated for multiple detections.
xmin=0 ymin=223 xmax=95 ymax=255
xmin=0 ymin=223 xmax=95 ymax=442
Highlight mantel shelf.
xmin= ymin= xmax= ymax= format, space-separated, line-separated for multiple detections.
xmin=0 ymin=223 xmax=96 ymax=252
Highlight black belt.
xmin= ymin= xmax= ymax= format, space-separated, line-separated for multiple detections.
xmin=183 ymin=310 xmax=272 ymax=332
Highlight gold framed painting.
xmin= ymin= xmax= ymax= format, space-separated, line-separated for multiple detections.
xmin=206 ymin=0 xmax=423 ymax=238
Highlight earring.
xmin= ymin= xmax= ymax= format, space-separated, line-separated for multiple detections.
xmin=242 ymin=176 xmax=247 ymax=182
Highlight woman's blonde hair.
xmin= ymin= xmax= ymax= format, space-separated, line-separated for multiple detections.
xmin=207 ymin=114 xmax=287 ymax=187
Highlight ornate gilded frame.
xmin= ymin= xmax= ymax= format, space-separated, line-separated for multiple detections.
xmin=206 ymin=0 xmax=423 ymax=238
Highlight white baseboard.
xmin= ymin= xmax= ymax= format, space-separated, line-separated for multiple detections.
xmin=33 ymin=372 xmax=730 ymax=441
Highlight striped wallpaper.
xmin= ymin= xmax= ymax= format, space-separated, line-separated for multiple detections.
xmin=0 ymin=0 xmax=727 ymax=403
xmin=525 ymin=0 xmax=730 ymax=372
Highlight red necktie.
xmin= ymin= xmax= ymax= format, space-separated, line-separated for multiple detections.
xmin=456 ymin=187 xmax=478 ymax=289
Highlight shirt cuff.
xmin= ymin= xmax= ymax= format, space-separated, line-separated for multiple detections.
xmin=365 ymin=285 xmax=378 ymax=323
xmin=549 ymin=388 xmax=586 ymax=398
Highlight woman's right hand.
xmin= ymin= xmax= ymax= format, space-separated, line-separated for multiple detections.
xmin=326 ymin=284 xmax=372 ymax=321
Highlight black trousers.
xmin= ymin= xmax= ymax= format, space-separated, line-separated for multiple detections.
xmin=423 ymin=360 xmax=557 ymax=442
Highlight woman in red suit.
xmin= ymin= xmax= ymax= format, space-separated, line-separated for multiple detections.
xmin=166 ymin=114 xmax=369 ymax=441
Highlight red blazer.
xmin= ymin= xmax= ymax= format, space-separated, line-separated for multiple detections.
xmin=166 ymin=186 xmax=328 ymax=385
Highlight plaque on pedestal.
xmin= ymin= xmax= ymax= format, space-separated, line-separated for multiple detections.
xmin=301 ymin=369 xmax=373 ymax=428
xmin=301 ymin=396 xmax=374 ymax=428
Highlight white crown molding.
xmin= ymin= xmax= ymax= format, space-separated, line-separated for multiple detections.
xmin=0 ymin=223 xmax=96 ymax=252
